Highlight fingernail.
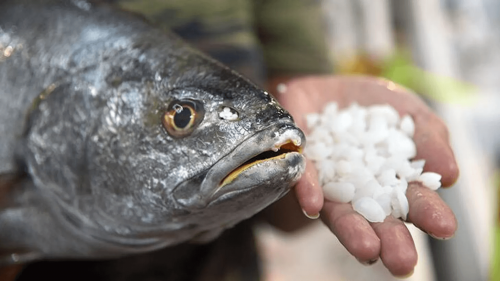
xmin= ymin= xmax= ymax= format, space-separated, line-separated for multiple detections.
xmin=302 ymin=209 xmax=319 ymax=219
xmin=357 ymin=258 xmax=379 ymax=266
xmin=395 ymin=269 xmax=414 ymax=279
xmin=428 ymin=232 xmax=454 ymax=240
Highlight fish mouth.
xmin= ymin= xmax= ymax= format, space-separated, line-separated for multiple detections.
xmin=173 ymin=121 xmax=306 ymax=208
xmin=206 ymin=122 xmax=305 ymax=202
xmin=218 ymin=140 xmax=303 ymax=188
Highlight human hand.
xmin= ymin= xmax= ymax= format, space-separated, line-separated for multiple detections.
xmin=273 ymin=75 xmax=459 ymax=277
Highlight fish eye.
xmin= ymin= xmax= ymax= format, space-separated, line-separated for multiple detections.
xmin=163 ymin=99 xmax=205 ymax=137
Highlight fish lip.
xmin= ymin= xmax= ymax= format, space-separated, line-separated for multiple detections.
xmin=201 ymin=120 xmax=305 ymax=203
xmin=208 ymin=152 xmax=305 ymax=205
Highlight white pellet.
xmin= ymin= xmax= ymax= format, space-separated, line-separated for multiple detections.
xmin=386 ymin=129 xmax=417 ymax=159
xmin=353 ymin=197 xmax=386 ymax=223
xmin=365 ymin=154 xmax=385 ymax=175
xmin=391 ymin=188 xmax=409 ymax=220
xmin=406 ymin=167 xmax=424 ymax=182
xmin=341 ymin=166 xmax=373 ymax=185
xmin=397 ymin=178 xmax=409 ymax=194
xmin=372 ymin=185 xmax=385 ymax=199
xmin=366 ymin=117 xmax=389 ymax=144
xmin=410 ymin=159 xmax=426 ymax=169
xmin=340 ymin=146 xmax=364 ymax=162
xmin=304 ymin=142 xmax=332 ymax=161
xmin=353 ymin=179 xmax=380 ymax=201
xmin=308 ymin=129 xmax=333 ymax=145
xmin=396 ymin=160 xmax=415 ymax=180
xmin=335 ymin=131 xmax=361 ymax=147
xmin=317 ymin=159 xmax=336 ymax=184
xmin=305 ymin=102 xmax=443 ymax=223
xmin=418 ymin=172 xmax=442 ymax=190
xmin=305 ymin=113 xmax=321 ymax=129
xmin=377 ymin=169 xmax=398 ymax=186
xmin=336 ymin=160 xmax=352 ymax=176
xmin=382 ymin=185 xmax=393 ymax=194
xmin=330 ymin=111 xmax=353 ymax=133
xmin=323 ymin=182 xmax=355 ymax=203
xmin=374 ymin=193 xmax=392 ymax=216
xmin=381 ymin=156 xmax=406 ymax=172
xmin=400 ymin=115 xmax=415 ymax=137
xmin=368 ymin=104 xmax=400 ymax=126
xmin=348 ymin=105 xmax=367 ymax=135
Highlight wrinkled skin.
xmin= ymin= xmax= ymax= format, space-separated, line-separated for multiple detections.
xmin=0 ymin=0 xmax=305 ymax=264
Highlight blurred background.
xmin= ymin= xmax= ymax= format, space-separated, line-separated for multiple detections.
xmin=256 ymin=0 xmax=500 ymax=280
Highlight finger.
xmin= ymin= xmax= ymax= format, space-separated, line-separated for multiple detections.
xmin=371 ymin=217 xmax=418 ymax=277
xmin=295 ymin=159 xmax=323 ymax=218
xmin=259 ymin=160 xmax=323 ymax=231
xmin=321 ymin=200 xmax=380 ymax=262
xmin=412 ymin=115 xmax=459 ymax=187
xmin=406 ymin=182 xmax=457 ymax=239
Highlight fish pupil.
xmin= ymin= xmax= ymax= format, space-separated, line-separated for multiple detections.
xmin=174 ymin=107 xmax=192 ymax=129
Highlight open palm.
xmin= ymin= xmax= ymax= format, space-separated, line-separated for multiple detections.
xmin=275 ymin=76 xmax=458 ymax=277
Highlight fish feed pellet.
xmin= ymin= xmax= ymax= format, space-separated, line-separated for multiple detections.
xmin=304 ymin=103 xmax=442 ymax=223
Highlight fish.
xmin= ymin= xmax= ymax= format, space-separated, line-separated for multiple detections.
xmin=0 ymin=0 xmax=306 ymax=265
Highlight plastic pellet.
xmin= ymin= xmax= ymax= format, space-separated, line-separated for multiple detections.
xmin=305 ymin=102 xmax=443 ymax=222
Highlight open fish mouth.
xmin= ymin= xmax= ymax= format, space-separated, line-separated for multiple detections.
xmin=205 ymin=122 xmax=306 ymax=201
xmin=218 ymin=140 xmax=303 ymax=188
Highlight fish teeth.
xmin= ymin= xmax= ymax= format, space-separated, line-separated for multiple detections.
xmin=292 ymin=138 xmax=301 ymax=146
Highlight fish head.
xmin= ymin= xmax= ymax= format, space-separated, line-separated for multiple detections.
xmin=96 ymin=50 xmax=308 ymax=241
xmin=24 ymin=35 xmax=306 ymax=246
xmin=128 ymin=55 xmax=307 ymax=239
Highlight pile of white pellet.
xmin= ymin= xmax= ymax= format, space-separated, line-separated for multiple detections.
xmin=304 ymin=102 xmax=442 ymax=222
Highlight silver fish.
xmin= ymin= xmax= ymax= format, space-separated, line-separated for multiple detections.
xmin=0 ymin=0 xmax=305 ymax=265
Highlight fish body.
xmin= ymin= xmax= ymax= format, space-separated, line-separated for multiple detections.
xmin=0 ymin=0 xmax=305 ymax=264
